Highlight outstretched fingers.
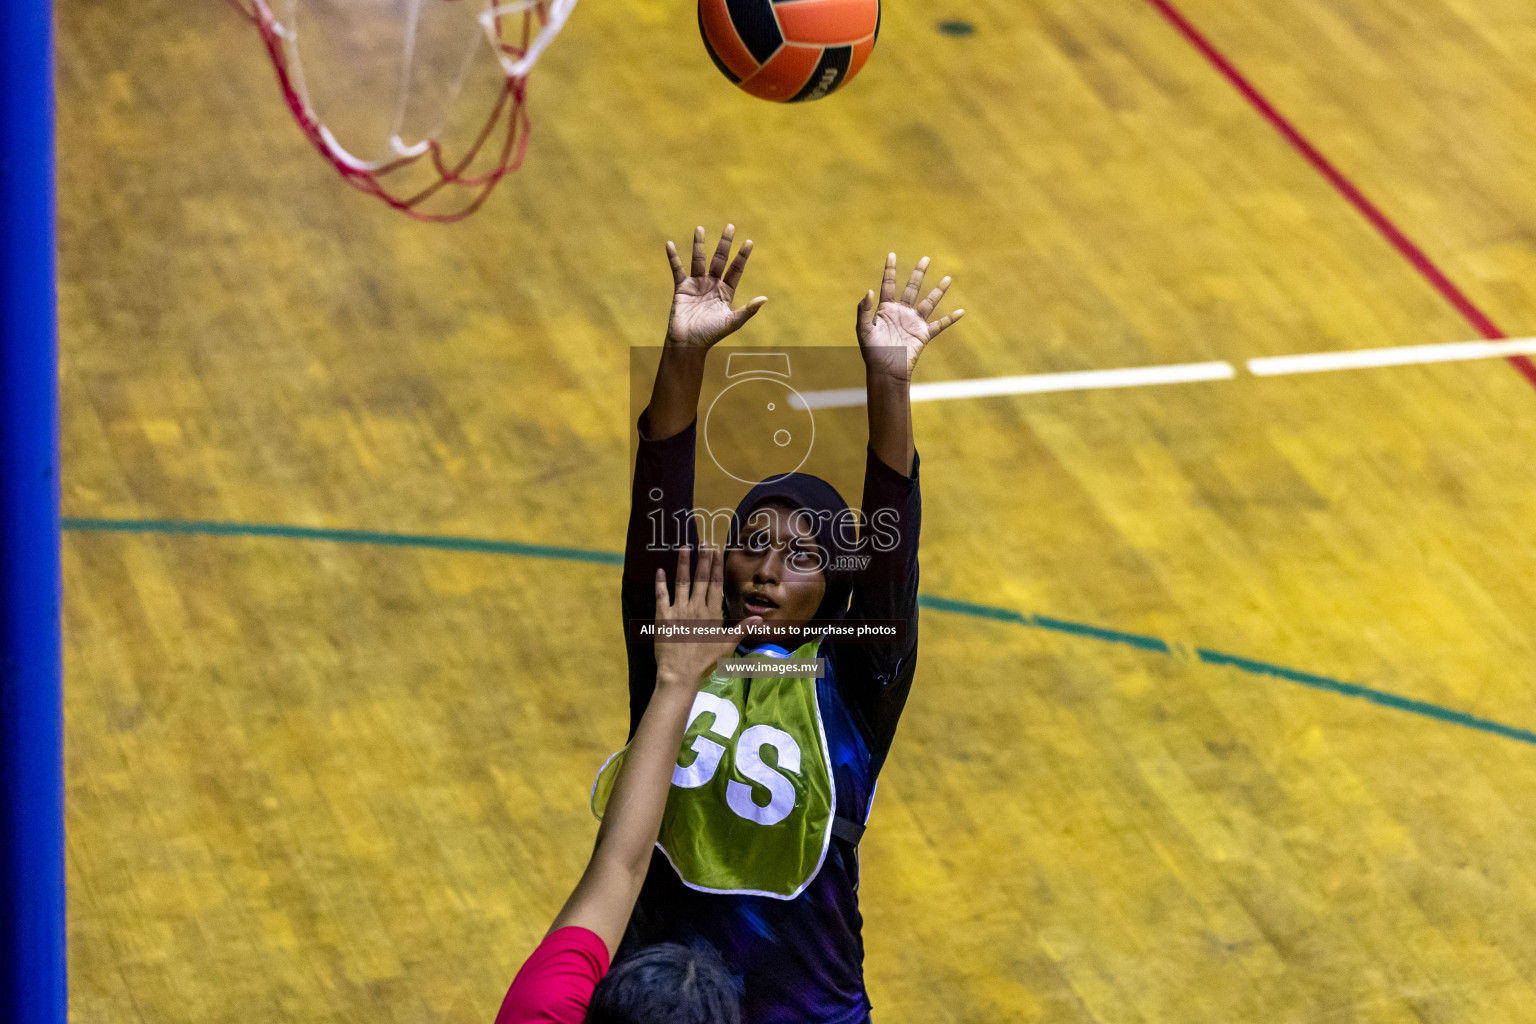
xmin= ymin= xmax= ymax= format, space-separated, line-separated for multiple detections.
xmin=709 ymin=224 xmax=736 ymax=279
xmin=915 ymin=276 xmax=951 ymax=320
xmin=666 ymin=240 xmax=686 ymax=288
xmin=927 ymin=308 xmax=966 ymax=339
xmin=674 ymin=544 xmax=693 ymax=605
xmin=900 ymin=257 xmax=930 ymax=306
xmin=880 ymin=252 xmax=898 ymax=304
xmin=856 ymin=289 xmax=876 ymax=337
xmin=654 ymin=567 xmax=670 ymax=615
xmin=710 ymin=548 xmax=741 ymax=644
xmin=701 ymin=546 xmax=726 ymax=616
xmin=690 ymin=225 xmax=708 ymax=278
xmin=727 ymin=295 xmax=768 ymax=331
xmin=722 ymin=238 xmax=753 ymax=291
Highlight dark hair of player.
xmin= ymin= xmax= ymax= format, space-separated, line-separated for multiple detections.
xmin=583 ymin=943 xmax=741 ymax=1024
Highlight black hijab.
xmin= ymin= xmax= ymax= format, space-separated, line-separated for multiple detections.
xmin=729 ymin=472 xmax=856 ymax=625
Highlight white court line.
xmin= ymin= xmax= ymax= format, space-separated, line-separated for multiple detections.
xmin=788 ymin=337 xmax=1536 ymax=410
xmin=791 ymin=361 xmax=1237 ymax=409
xmin=1248 ymin=337 xmax=1536 ymax=376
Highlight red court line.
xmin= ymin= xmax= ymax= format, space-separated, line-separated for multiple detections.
xmin=1142 ymin=0 xmax=1536 ymax=390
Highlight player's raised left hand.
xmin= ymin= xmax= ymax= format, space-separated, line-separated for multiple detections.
xmin=665 ymin=224 xmax=768 ymax=349
xmin=856 ymin=253 xmax=964 ymax=382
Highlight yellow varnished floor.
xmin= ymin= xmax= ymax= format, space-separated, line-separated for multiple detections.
xmin=58 ymin=0 xmax=1536 ymax=1020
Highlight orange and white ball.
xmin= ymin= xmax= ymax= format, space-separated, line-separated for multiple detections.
xmin=699 ymin=0 xmax=881 ymax=102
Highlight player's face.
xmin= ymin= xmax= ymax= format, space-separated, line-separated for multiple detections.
xmin=725 ymin=503 xmax=827 ymax=634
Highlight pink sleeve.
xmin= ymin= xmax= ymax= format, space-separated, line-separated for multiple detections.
xmin=494 ymin=927 xmax=612 ymax=1024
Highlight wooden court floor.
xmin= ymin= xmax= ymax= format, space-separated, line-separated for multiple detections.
xmin=57 ymin=0 xmax=1536 ymax=1020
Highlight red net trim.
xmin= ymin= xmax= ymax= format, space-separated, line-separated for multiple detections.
xmin=229 ymin=0 xmax=554 ymax=222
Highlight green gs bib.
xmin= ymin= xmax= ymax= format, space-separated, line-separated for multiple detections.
xmin=592 ymin=641 xmax=835 ymax=900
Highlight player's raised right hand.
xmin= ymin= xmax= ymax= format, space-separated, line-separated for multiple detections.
xmin=665 ymin=224 xmax=768 ymax=348
xmin=856 ymin=253 xmax=964 ymax=383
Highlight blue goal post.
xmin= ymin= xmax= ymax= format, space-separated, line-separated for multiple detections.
xmin=0 ymin=0 xmax=65 ymax=1021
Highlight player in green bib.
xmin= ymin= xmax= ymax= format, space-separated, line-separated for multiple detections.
xmin=594 ymin=634 xmax=836 ymax=900
xmin=603 ymin=224 xmax=963 ymax=1024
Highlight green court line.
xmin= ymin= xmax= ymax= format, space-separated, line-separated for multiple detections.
xmin=1029 ymin=614 xmax=1170 ymax=653
xmin=1195 ymin=649 xmax=1536 ymax=746
xmin=62 ymin=516 xmax=1536 ymax=748
xmin=915 ymin=594 xmax=1027 ymax=624
xmin=61 ymin=517 xmax=625 ymax=566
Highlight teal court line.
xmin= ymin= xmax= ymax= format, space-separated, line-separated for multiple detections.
xmin=63 ymin=516 xmax=1536 ymax=749
xmin=63 ymin=516 xmax=624 ymax=566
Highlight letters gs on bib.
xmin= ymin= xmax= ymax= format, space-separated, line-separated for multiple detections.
xmin=675 ymin=692 xmax=803 ymax=827
xmin=699 ymin=0 xmax=881 ymax=103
